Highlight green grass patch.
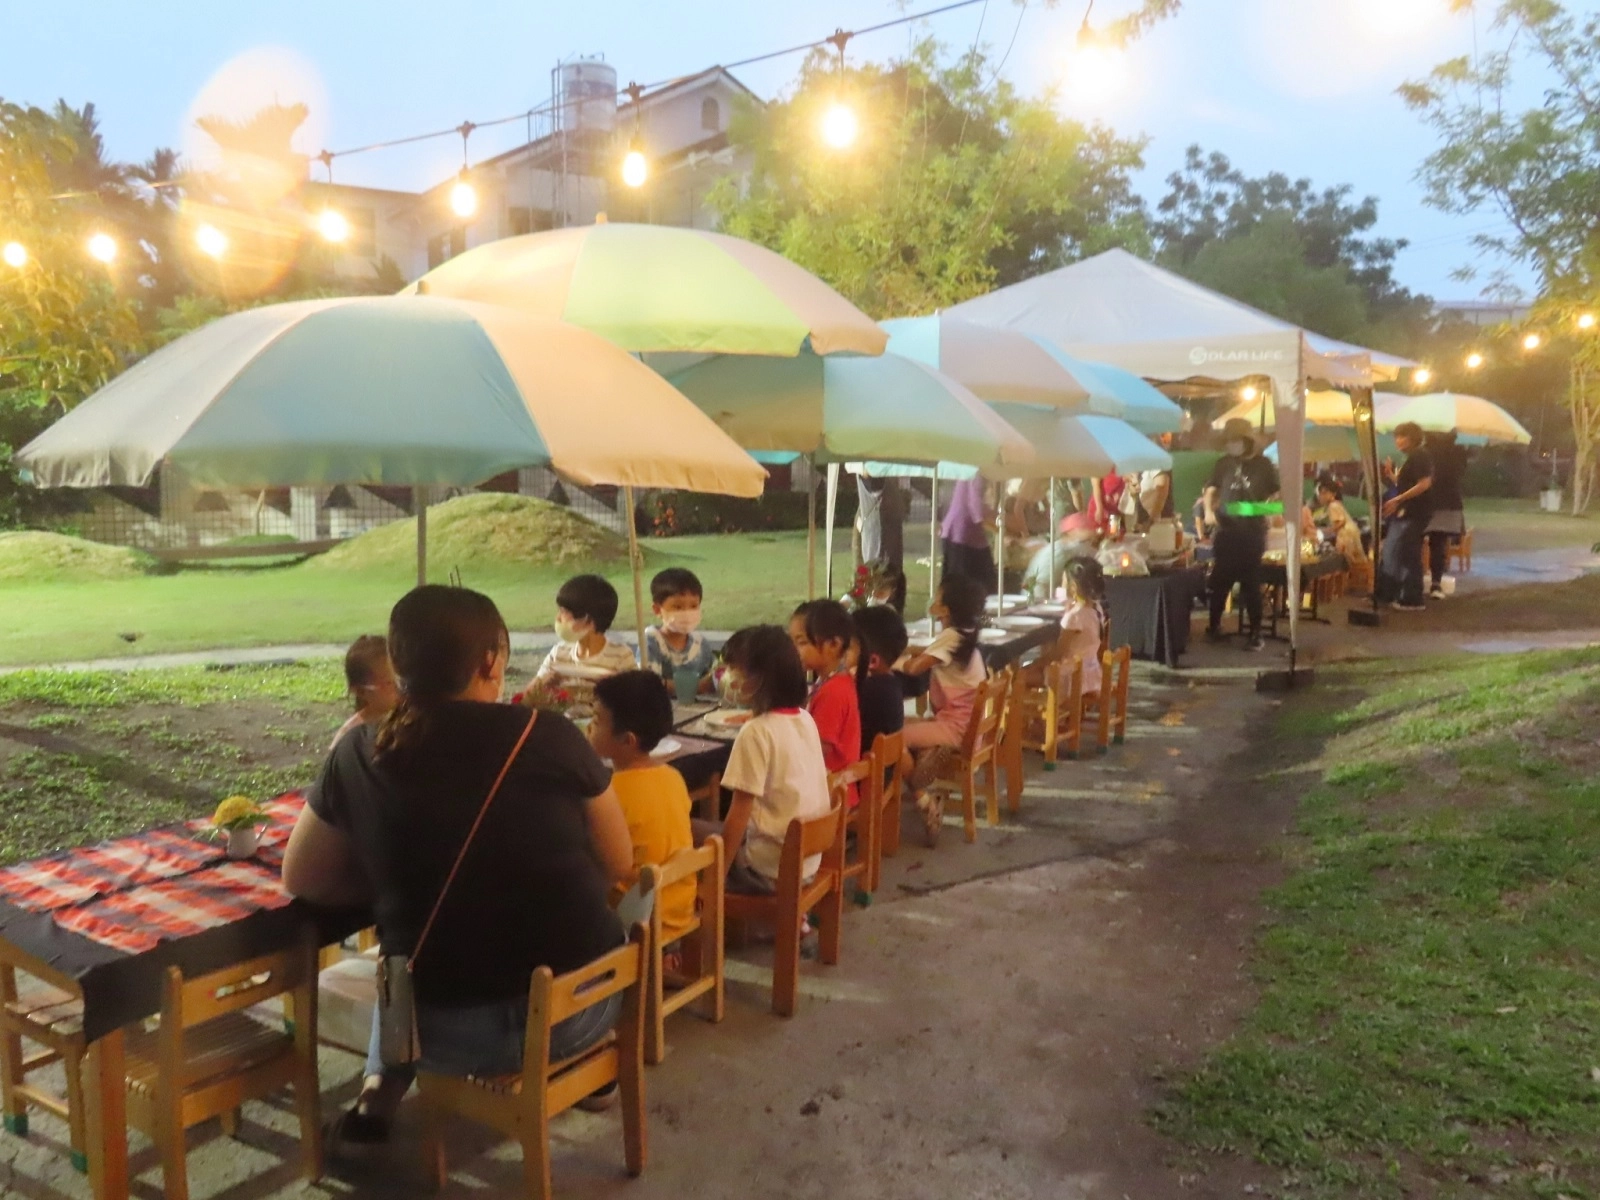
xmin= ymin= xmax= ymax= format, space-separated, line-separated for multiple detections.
xmin=0 ymin=531 xmax=153 ymax=582
xmin=1160 ymin=648 xmax=1600 ymax=1197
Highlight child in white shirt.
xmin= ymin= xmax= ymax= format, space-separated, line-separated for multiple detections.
xmin=524 ymin=574 xmax=637 ymax=710
xmin=712 ymin=625 xmax=832 ymax=892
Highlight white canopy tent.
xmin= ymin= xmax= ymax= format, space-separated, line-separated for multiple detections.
xmin=947 ymin=248 xmax=1409 ymax=665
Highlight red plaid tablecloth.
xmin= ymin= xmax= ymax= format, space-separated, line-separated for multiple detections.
xmin=0 ymin=793 xmax=305 ymax=955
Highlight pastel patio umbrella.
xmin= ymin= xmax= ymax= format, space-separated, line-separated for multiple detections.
xmin=408 ymin=222 xmax=888 ymax=357
xmin=17 ymin=295 xmax=768 ymax=649
xmin=1039 ymin=355 xmax=1185 ymax=435
xmin=881 ymin=315 xmax=1091 ymax=406
xmin=666 ymin=351 xmax=1035 ymax=595
xmin=1376 ymin=392 xmax=1532 ymax=445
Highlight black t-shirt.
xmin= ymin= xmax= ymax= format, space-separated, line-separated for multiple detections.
xmin=857 ymin=673 xmax=906 ymax=756
xmin=1395 ymin=448 xmax=1436 ymax=523
xmin=309 ymin=702 xmax=622 ymax=1008
xmin=1207 ymin=453 xmax=1281 ymax=529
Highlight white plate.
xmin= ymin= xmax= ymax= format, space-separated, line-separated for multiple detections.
xmin=701 ymin=709 xmax=754 ymax=731
xmin=979 ymin=628 xmax=1011 ymax=644
xmin=650 ymin=737 xmax=683 ymax=758
xmin=996 ymin=615 xmax=1046 ymax=629
xmin=550 ymin=661 xmax=619 ymax=681
xmin=984 ymin=594 xmax=1030 ymax=612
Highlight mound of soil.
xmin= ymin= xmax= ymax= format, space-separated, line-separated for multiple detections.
xmin=0 ymin=531 xmax=153 ymax=583
xmin=306 ymin=493 xmax=630 ymax=573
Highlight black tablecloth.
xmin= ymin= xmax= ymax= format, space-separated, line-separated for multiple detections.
xmin=1105 ymin=566 xmax=1208 ymax=668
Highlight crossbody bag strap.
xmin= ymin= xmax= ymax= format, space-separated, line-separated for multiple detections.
xmin=407 ymin=709 xmax=538 ymax=973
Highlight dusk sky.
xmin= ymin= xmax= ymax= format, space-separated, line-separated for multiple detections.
xmin=4 ymin=0 xmax=1548 ymax=301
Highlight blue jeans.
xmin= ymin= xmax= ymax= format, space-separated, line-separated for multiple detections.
xmin=363 ymin=991 xmax=622 ymax=1082
xmin=1378 ymin=515 xmax=1426 ymax=607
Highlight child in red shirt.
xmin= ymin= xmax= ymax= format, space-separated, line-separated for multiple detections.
xmin=788 ymin=599 xmax=862 ymax=807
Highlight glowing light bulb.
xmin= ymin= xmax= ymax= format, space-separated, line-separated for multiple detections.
xmin=87 ymin=233 xmax=117 ymax=264
xmin=821 ymin=103 xmax=858 ymax=149
xmin=1465 ymin=351 xmax=1485 ymax=370
xmin=449 ymin=178 xmax=478 ymax=218
xmin=1065 ymin=42 xmax=1129 ymax=109
xmin=1578 ymin=313 xmax=1596 ymax=331
xmin=196 ymin=224 xmax=228 ymax=258
xmin=1413 ymin=367 xmax=1432 ymax=387
xmin=621 ymin=149 xmax=648 ymax=189
xmin=1522 ymin=332 xmax=1543 ymax=352
xmin=1240 ymin=385 xmax=1259 ymax=401
xmin=317 ymin=209 xmax=349 ymax=243
xmin=3 ymin=241 xmax=28 ymax=268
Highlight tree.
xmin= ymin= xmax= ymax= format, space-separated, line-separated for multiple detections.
xmin=1402 ymin=0 xmax=1600 ymax=510
xmin=710 ymin=39 xmax=1148 ymax=316
xmin=1151 ymin=146 xmax=1434 ymax=347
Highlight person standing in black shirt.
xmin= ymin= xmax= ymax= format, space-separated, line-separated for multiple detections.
xmin=1424 ymin=430 xmax=1466 ymax=599
xmin=1377 ymin=422 xmax=1435 ymax=610
xmin=1202 ymin=418 xmax=1281 ymax=651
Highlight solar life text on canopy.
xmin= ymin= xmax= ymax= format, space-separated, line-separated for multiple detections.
xmin=665 ymin=351 xmax=1035 ymax=596
xmin=17 ymin=296 xmax=768 ymax=651
xmin=947 ymin=248 xmax=1395 ymax=667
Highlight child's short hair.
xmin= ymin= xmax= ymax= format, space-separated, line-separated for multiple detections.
xmin=650 ymin=567 xmax=703 ymax=607
xmin=592 ymin=670 xmax=673 ymax=753
xmin=344 ymin=635 xmax=389 ymax=693
xmin=721 ymin=625 xmax=808 ymax=714
xmin=557 ymin=574 xmax=620 ymax=633
xmin=852 ymin=605 xmax=908 ymax=667
xmin=790 ymin=598 xmax=854 ymax=652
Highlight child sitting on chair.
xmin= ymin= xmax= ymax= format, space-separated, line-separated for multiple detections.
xmin=524 ymin=574 xmax=637 ymax=710
xmin=1057 ymin=557 xmax=1107 ymax=700
xmin=708 ymin=626 xmax=832 ymax=894
xmin=789 ymin=600 xmax=861 ymax=807
xmin=896 ymin=573 xmax=988 ymax=844
xmin=643 ymin=567 xmax=717 ymax=696
xmin=588 ymin=671 xmax=696 ymax=953
xmin=331 ymin=635 xmax=398 ymax=749
xmin=851 ymin=605 xmax=908 ymax=756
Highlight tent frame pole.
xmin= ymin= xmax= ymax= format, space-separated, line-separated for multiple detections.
xmin=1048 ymin=477 xmax=1058 ymax=601
xmin=415 ymin=485 xmax=428 ymax=588
xmin=824 ymin=463 xmax=841 ymax=599
xmin=929 ymin=466 xmax=940 ymax=604
xmin=623 ymin=484 xmax=649 ymax=666
xmin=806 ymin=457 xmax=817 ymax=600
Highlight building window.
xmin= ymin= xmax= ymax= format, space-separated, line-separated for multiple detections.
xmin=507 ymin=206 xmax=555 ymax=236
xmin=701 ymin=97 xmax=720 ymax=132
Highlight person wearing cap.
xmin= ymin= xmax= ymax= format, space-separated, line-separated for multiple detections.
xmin=1021 ymin=511 xmax=1102 ymax=600
xmin=1201 ymin=418 xmax=1281 ymax=651
xmin=1376 ymin=421 xmax=1435 ymax=611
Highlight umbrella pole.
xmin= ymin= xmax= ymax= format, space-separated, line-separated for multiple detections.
xmin=806 ymin=458 xmax=817 ymax=600
xmin=929 ymin=466 xmax=940 ymax=604
xmin=415 ymin=486 xmax=427 ymax=587
xmin=623 ymin=484 xmax=648 ymax=666
xmin=824 ymin=463 xmax=841 ymax=599
xmin=996 ymin=489 xmax=1005 ymax=615
xmin=1048 ymin=477 xmax=1058 ymax=601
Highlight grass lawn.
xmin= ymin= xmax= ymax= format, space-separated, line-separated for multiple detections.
xmin=1160 ymin=648 xmax=1600 ymax=1197
xmin=0 ymin=530 xmax=904 ymax=666
xmin=1464 ymin=497 xmax=1600 ymax=553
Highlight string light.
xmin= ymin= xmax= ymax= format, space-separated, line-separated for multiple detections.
xmin=821 ymin=29 xmax=859 ymax=150
xmin=449 ymin=122 xmax=479 ymax=219
xmin=1578 ymin=313 xmax=1596 ymax=331
xmin=1464 ymin=351 xmax=1485 ymax=370
xmin=2 ymin=242 xmax=26 ymax=268
xmin=1522 ymin=332 xmax=1542 ymax=352
xmin=1412 ymin=367 xmax=1432 ymax=387
xmin=620 ymin=83 xmax=649 ymax=189
xmin=1240 ymin=385 xmax=1259 ymax=401
xmin=196 ymin=224 xmax=228 ymax=259
xmin=317 ymin=209 xmax=350 ymax=243
xmin=86 ymin=233 xmax=117 ymax=263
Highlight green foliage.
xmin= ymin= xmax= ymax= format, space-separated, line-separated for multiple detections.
xmin=711 ymin=39 xmax=1148 ymax=316
xmin=1151 ymin=146 xmax=1433 ymax=348
xmin=643 ymin=486 xmax=856 ymax=537
xmin=1160 ymin=649 xmax=1600 ymax=1196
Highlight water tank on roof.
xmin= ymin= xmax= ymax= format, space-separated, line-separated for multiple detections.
xmin=557 ymin=59 xmax=617 ymax=135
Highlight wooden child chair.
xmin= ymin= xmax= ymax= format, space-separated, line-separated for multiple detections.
xmin=867 ymin=730 xmax=906 ymax=893
xmin=417 ymin=928 xmax=648 ymax=1200
xmin=1004 ymin=640 xmax=1071 ymax=812
xmin=0 ymin=950 xmax=89 ymax=1172
xmin=922 ymin=670 xmax=1009 ymax=842
xmin=637 ymin=838 xmax=725 ymax=1065
xmin=723 ymin=788 xmax=846 ymax=1018
xmin=1079 ymin=645 xmax=1132 ymax=751
xmin=829 ymin=759 xmax=875 ymax=901
xmin=123 ymin=937 xmax=322 ymax=1200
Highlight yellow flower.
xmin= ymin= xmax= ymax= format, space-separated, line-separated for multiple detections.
xmin=212 ymin=795 xmax=260 ymax=828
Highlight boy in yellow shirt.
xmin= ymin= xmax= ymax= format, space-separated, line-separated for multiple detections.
xmin=589 ymin=671 xmax=696 ymax=947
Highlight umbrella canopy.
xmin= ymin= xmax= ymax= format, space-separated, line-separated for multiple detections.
xmin=408 ymin=223 xmax=887 ymax=358
xmin=1049 ymin=356 xmax=1185 ymax=435
xmin=854 ymin=411 xmax=1170 ymax=481
xmin=1376 ymin=392 xmax=1532 ymax=445
xmin=1214 ymin=389 xmax=1362 ymax=431
xmin=880 ymin=315 xmax=1090 ymax=407
xmin=665 ymin=352 xmax=1034 ymax=470
xmin=17 ymin=295 xmax=768 ymax=497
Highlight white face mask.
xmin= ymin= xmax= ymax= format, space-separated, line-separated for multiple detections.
xmin=555 ymin=616 xmax=588 ymax=644
xmin=1226 ymin=440 xmax=1247 ymax=458
xmin=661 ymin=608 xmax=702 ymax=635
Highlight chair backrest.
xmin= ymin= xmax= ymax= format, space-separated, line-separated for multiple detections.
xmin=960 ymin=672 xmax=1006 ymax=758
xmin=827 ymin=759 xmax=872 ymax=796
xmin=788 ymin=788 xmax=845 ymax=865
xmin=163 ymin=940 xmax=312 ymax=1029
xmin=526 ymin=926 xmax=646 ymax=1070
xmin=650 ymin=839 xmax=720 ymax=892
xmin=871 ymin=730 xmax=905 ymax=805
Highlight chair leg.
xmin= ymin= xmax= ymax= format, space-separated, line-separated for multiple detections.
xmin=772 ymin=891 xmax=802 ymax=1018
xmin=219 ymin=1106 xmax=241 ymax=1138
xmin=960 ymin=775 xmax=978 ymax=844
xmin=882 ymin=786 xmax=901 ymax=861
xmin=644 ymin=935 xmax=666 ymax=1067
xmin=63 ymin=1047 xmax=88 ymax=1168
xmin=520 ymin=1125 xmax=553 ymax=1200
xmin=617 ymin=955 xmax=648 ymax=1179
xmin=295 ymin=1069 xmax=322 ymax=1183
xmin=0 ymin=967 xmax=26 ymax=1137
xmin=987 ymin=758 xmax=1003 ymax=824
xmin=420 ymin=1095 xmax=450 ymax=1193
xmin=158 ymin=1107 xmax=190 ymax=1200
xmin=1043 ymin=688 xmax=1058 ymax=767
xmin=818 ymin=880 xmax=843 ymax=967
